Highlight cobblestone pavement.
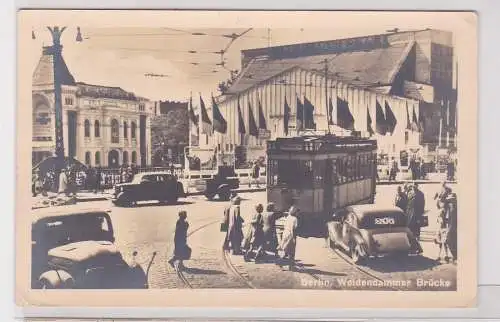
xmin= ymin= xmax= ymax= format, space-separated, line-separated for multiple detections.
xmin=47 ymin=183 xmax=457 ymax=289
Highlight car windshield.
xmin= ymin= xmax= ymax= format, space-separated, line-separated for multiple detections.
xmin=358 ymin=211 xmax=407 ymax=229
xmin=34 ymin=213 xmax=113 ymax=246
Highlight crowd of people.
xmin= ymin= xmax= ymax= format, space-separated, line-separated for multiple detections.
xmin=394 ymin=182 xmax=457 ymax=264
xmin=221 ymin=193 xmax=299 ymax=271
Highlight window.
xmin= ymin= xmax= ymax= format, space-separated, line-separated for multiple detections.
xmin=313 ymin=160 xmax=325 ymax=186
xmin=84 ymin=120 xmax=90 ymax=137
xmin=123 ymin=121 xmax=128 ymax=138
xmin=95 ymin=151 xmax=100 ymax=165
xmin=85 ymin=151 xmax=91 ymax=165
xmin=94 ymin=120 xmax=100 ymax=137
xmin=131 ymin=151 xmax=137 ymax=164
xmin=123 ymin=151 xmax=129 ymax=165
xmin=111 ymin=119 xmax=119 ymax=143
xmin=65 ymin=97 xmax=73 ymax=105
xmin=131 ymin=122 xmax=137 ymax=139
xmin=139 ymin=103 xmax=145 ymax=112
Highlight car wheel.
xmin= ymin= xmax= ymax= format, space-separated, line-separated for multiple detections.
xmin=168 ymin=195 xmax=178 ymax=204
xmin=38 ymin=279 xmax=53 ymax=289
xmin=205 ymin=193 xmax=215 ymax=200
xmin=219 ymin=190 xmax=230 ymax=201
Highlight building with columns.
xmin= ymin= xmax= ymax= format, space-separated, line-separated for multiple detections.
xmin=32 ymin=46 xmax=155 ymax=168
xmin=193 ymin=29 xmax=458 ymax=169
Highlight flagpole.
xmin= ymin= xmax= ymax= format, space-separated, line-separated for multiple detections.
xmin=324 ymin=59 xmax=331 ymax=135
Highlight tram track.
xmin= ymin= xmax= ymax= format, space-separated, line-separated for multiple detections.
xmin=330 ymin=248 xmax=402 ymax=291
xmin=168 ymin=218 xmax=220 ymax=289
xmin=221 ymin=249 xmax=257 ymax=289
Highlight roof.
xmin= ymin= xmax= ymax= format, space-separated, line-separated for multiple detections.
xmin=76 ymin=82 xmax=138 ymax=101
xmin=32 ymin=207 xmax=112 ymax=224
xmin=347 ymin=204 xmax=404 ymax=216
xmin=32 ymin=46 xmax=76 ymax=87
xmin=225 ymin=41 xmax=415 ymax=95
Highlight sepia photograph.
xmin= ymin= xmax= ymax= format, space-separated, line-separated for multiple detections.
xmin=16 ymin=10 xmax=477 ymax=308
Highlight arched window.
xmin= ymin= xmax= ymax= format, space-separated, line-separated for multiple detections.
xmin=131 ymin=151 xmax=137 ymax=164
xmin=123 ymin=151 xmax=129 ymax=165
xmin=84 ymin=119 xmax=90 ymax=137
xmin=94 ymin=120 xmax=100 ymax=137
xmin=111 ymin=119 xmax=119 ymax=143
xmin=131 ymin=122 xmax=137 ymax=139
xmin=85 ymin=151 xmax=91 ymax=165
xmin=95 ymin=151 xmax=101 ymax=165
xmin=123 ymin=121 xmax=128 ymax=138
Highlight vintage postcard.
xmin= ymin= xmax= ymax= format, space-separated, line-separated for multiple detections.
xmin=16 ymin=10 xmax=477 ymax=308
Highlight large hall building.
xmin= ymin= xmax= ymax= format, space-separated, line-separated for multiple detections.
xmin=32 ymin=45 xmax=156 ymax=168
xmin=196 ymin=29 xmax=457 ymax=168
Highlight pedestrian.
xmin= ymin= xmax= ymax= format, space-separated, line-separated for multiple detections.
xmin=278 ymin=205 xmax=299 ymax=271
xmin=261 ymin=202 xmax=280 ymax=258
xmin=446 ymin=193 xmax=458 ymax=264
xmin=168 ymin=210 xmax=191 ymax=270
xmin=406 ymin=183 xmax=425 ymax=240
xmin=435 ymin=199 xmax=452 ymax=263
xmin=447 ymin=161 xmax=455 ymax=181
xmin=242 ymin=203 xmax=265 ymax=262
xmin=249 ymin=161 xmax=260 ymax=188
xmin=32 ymin=169 xmax=42 ymax=197
xmin=225 ymin=196 xmax=244 ymax=255
xmin=221 ymin=193 xmax=238 ymax=250
xmin=95 ymin=166 xmax=102 ymax=193
xmin=170 ymin=163 xmax=175 ymax=175
xmin=395 ymin=186 xmax=408 ymax=212
xmin=57 ymin=169 xmax=69 ymax=196
xmin=389 ymin=159 xmax=398 ymax=181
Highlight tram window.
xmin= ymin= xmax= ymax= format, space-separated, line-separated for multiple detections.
xmin=273 ymin=160 xmax=314 ymax=188
xmin=313 ymin=161 xmax=325 ymax=186
xmin=331 ymin=159 xmax=338 ymax=184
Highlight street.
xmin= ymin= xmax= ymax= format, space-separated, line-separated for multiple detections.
xmin=64 ymin=183 xmax=457 ymax=290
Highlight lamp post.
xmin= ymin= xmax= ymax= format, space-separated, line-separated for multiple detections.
xmin=47 ymin=26 xmax=67 ymax=171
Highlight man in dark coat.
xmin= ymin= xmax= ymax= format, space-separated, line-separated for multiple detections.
xmin=446 ymin=193 xmax=458 ymax=263
xmin=395 ymin=186 xmax=408 ymax=212
xmin=407 ymin=183 xmax=425 ymax=239
xmin=168 ymin=211 xmax=190 ymax=269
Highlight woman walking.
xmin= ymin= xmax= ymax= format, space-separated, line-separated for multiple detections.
xmin=278 ymin=205 xmax=299 ymax=271
xmin=261 ymin=202 xmax=280 ymax=258
xmin=168 ymin=211 xmax=191 ymax=270
xmin=242 ymin=203 xmax=265 ymax=262
xmin=226 ymin=196 xmax=244 ymax=255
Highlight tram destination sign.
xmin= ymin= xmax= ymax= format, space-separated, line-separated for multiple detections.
xmin=270 ymin=140 xmax=377 ymax=153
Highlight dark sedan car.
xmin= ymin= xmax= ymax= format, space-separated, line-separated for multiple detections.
xmin=31 ymin=207 xmax=155 ymax=289
xmin=112 ymin=172 xmax=185 ymax=207
xmin=326 ymin=204 xmax=422 ymax=264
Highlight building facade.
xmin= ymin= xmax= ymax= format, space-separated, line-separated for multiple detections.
xmin=193 ymin=29 xmax=457 ymax=169
xmin=32 ymin=46 xmax=155 ymax=168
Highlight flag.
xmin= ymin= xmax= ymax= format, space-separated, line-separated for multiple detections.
xmin=418 ymin=103 xmax=425 ymax=132
xmin=406 ymin=102 xmax=411 ymax=130
xmin=441 ymin=100 xmax=448 ymax=131
xmin=188 ymin=96 xmax=198 ymax=126
xmin=411 ymin=105 xmax=419 ymax=132
xmin=328 ymin=98 xmax=334 ymax=125
xmin=384 ymin=101 xmax=397 ymax=135
xmin=211 ymin=96 xmax=227 ymax=134
xmin=337 ymin=97 xmax=355 ymax=130
xmin=199 ymin=96 xmax=212 ymax=134
xmin=375 ymin=100 xmax=387 ymax=135
xmin=367 ymin=107 xmax=374 ymax=136
xmin=237 ymin=100 xmax=246 ymax=134
xmin=284 ymin=97 xmax=291 ymax=135
xmin=248 ymin=102 xmax=259 ymax=137
xmin=303 ymin=96 xmax=316 ymax=129
xmin=257 ymin=96 xmax=267 ymax=130
xmin=296 ymin=96 xmax=304 ymax=131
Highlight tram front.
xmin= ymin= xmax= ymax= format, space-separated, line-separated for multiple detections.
xmin=266 ymin=135 xmax=378 ymax=237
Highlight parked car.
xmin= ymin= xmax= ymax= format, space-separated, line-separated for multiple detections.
xmin=204 ymin=165 xmax=240 ymax=201
xmin=112 ymin=172 xmax=185 ymax=207
xmin=31 ymin=207 xmax=156 ymax=289
xmin=326 ymin=205 xmax=422 ymax=264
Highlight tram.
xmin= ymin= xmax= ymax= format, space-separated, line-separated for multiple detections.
xmin=266 ymin=134 xmax=378 ymax=237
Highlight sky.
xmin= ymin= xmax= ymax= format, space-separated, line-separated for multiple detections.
xmin=27 ymin=13 xmax=463 ymax=102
